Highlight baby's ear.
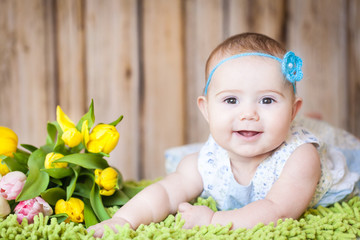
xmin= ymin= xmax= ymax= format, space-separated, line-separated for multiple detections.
xmin=197 ymin=96 xmax=210 ymax=123
xmin=292 ymin=97 xmax=303 ymax=120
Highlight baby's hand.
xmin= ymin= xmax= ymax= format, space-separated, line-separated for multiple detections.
xmin=87 ymin=217 xmax=130 ymax=238
xmin=178 ymin=202 xmax=214 ymax=229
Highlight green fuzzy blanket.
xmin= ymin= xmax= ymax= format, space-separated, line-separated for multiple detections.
xmin=2 ymin=196 xmax=360 ymax=239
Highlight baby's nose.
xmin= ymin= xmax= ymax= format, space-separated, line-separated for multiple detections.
xmin=239 ymin=106 xmax=259 ymax=121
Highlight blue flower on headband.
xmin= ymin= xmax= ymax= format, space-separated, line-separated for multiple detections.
xmin=282 ymin=51 xmax=303 ymax=84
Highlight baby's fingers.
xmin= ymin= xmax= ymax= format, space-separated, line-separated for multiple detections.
xmin=87 ymin=223 xmax=106 ymax=238
xmin=87 ymin=220 xmax=115 ymax=238
xmin=87 ymin=217 xmax=130 ymax=237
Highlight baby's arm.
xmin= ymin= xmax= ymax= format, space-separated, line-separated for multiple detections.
xmin=180 ymin=143 xmax=321 ymax=229
xmin=88 ymin=153 xmax=203 ymax=237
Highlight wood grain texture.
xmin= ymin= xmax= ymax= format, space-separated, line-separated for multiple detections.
xmin=0 ymin=0 xmax=55 ymax=147
xmin=141 ymin=0 xmax=185 ymax=179
xmin=56 ymin=0 xmax=86 ymax=121
xmin=287 ymin=0 xmax=348 ymax=129
xmin=226 ymin=0 xmax=286 ymax=42
xmin=348 ymin=0 xmax=360 ymax=136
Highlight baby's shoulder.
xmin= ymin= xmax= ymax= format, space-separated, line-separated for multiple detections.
xmin=176 ymin=152 xmax=199 ymax=173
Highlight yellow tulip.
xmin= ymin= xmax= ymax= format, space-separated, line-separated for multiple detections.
xmin=56 ymin=106 xmax=82 ymax=147
xmin=55 ymin=198 xmax=84 ymax=223
xmin=0 ymin=160 xmax=10 ymax=176
xmin=56 ymin=106 xmax=76 ymax=131
xmin=44 ymin=152 xmax=68 ymax=169
xmin=0 ymin=126 xmax=18 ymax=158
xmin=85 ymin=124 xmax=119 ymax=154
xmin=81 ymin=120 xmax=89 ymax=146
xmin=0 ymin=126 xmax=18 ymax=176
xmin=61 ymin=128 xmax=82 ymax=148
xmin=94 ymin=167 xmax=118 ymax=196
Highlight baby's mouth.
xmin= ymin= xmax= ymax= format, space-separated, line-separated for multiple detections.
xmin=236 ymin=131 xmax=262 ymax=137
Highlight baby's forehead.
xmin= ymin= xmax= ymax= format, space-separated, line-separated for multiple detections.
xmin=211 ymin=54 xmax=282 ymax=77
xmin=210 ymin=56 xmax=294 ymax=94
xmin=209 ymin=51 xmax=281 ymax=68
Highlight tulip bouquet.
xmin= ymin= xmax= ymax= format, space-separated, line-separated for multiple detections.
xmin=0 ymin=100 xmax=139 ymax=227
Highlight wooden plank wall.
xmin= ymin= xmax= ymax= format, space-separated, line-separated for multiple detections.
xmin=0 ymin=0 xmax=359 ymax=181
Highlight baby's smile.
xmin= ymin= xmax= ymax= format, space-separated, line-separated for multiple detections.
xmin=234 ymin=130 xmax=263 ymax=141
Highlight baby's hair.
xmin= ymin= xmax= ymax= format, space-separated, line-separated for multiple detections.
xmin=205 ymin=33 xmax=289 ymax=86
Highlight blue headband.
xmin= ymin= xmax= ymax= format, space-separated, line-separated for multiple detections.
xmin=204 ymin=51 xmax=303 ymax=95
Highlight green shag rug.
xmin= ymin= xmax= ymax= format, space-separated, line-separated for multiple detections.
xmin=2 ymin=196 xmax=360 ymax=239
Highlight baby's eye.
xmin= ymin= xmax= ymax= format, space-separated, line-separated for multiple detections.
xmin=260 ymin=97 xmax=275 ymax=104
xmin=224 ymin=97 xmax=238 ymax=104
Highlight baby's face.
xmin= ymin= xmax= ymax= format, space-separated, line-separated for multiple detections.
xmin=201 ymin=56 xmax=301 ymax=161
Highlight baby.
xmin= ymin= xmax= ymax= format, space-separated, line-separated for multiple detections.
xmin=88 ymin=32 xmax=360 ymax=237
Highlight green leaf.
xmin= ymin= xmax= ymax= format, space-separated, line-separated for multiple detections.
xmin=20 ymin=144 xmax=38 ymax=153
xmin=46 ymin=122 xmax=58 ymax=145
xmin=8 ymin=200 xmax=16 ymax=212
xmin=76 ymin=99 xmax=95 ymax=131
xmin=40 ymin=144 xmax=54 ymax=154
xmin=108 ymin=115 xmax=123 ymax=127
xmin=90 ymin=180 xmax=110 ymax=221
xmin=66 ymin=166 xmax=81 ymax=200
xmin=70 ymin=142 xmax=85 ymax=153
xmin=50 ymin=121 xmax=67 ymax=153
xmin=16 ymin=149 xmax=50 ymax=201
xmin=49 ymin=120 xmax=62 ymax=133
xmin=50 ymin=213 xmax=69 ymax=224
xmin=102 ymin=190 xmax=129 ymax=207
xmin=73 ymin=183 xmax=91 ymax=199
xmin=98 ymin=152 xmax=110 ymax=158
xmin=54 ymin=153 xmax=109 ymax=169
xmin=73 ymin=173 xmax=94 ymax=199
xmin=13 ymin=151 xmax=30 ymax=165
xmin=41 ymin=168 xmax=73 ymax=179
xmin=1 ymin=156 xmax=28 ymax=174
xmin=54 ymin=141 xmax=66 ymax=153
xmin=83 ymin=198 xmax=99 ymax=228
xmin=44 ymin=121 xmax=67 ymax=153
xmin=50 ymin=178 xmax=63 ymax=186
xmin=41 ymin=187 xmax=66 ymax=205
xmin=79 ymin=169 xmax=95 ymax=177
